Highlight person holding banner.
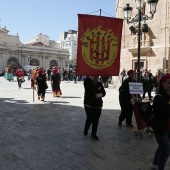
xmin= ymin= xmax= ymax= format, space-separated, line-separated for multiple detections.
xmin=118 ymin=69 xmax=137 ymax=127
xmin=83 ymin=76 xmax=106 ymax=140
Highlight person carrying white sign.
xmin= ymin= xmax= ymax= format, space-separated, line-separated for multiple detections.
xmin=118 ymin=69 xmax=137 ymax=127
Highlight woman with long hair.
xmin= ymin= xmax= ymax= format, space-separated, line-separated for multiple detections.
xmin=151 ymin=74 xmax=170 ymax=170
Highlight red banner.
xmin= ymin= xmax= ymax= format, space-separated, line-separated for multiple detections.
xmin=76 ymin=14 xmax=123 ymax=76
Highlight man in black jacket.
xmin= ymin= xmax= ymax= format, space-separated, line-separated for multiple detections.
xmin=47 ymin=69 xmax=51 ymax=81
xmin=83 ymin=76 xmax=106 ymax=140
xmin=118 ymin=70 xmax=136 ymax=127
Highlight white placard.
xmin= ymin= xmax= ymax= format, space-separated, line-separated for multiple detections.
xmin=129 ymin=82 xmax=143 ymax=94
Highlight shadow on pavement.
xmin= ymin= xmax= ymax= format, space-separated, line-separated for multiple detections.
xmin=60 ymin=96 xmax=82 ymax=99
xmin=0 ymin=95 xmax=162 ymax=170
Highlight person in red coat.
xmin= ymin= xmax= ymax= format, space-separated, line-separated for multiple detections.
xmin=16 ymin=68 xmax=24 ymax=88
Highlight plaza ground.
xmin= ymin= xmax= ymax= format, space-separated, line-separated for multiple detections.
xmin=0 ymin=77 xmax=169 ymax=170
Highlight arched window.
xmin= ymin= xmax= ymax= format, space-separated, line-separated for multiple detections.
xmin=50 ymin=60 xmax=58 ymax=69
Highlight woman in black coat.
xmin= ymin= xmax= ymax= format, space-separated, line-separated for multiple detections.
xmin=118 ymin=70 xmax=136 ymax=127
xmin=83 ymin=76 xmax=106 ymax=140
xmin=36 ymin=68 xmax=47 ymax=102
xmin=151 ymin=74 xmax=170 ymax=170
xmin=51 ymin=66 xmax=62 ymax=97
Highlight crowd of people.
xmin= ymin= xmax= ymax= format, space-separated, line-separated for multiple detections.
xmin=3 ymin=64 xmax=63 ymax=102
xmin=2 ymin=64 xmax=170 ymax=169
xmin=119 ymin=68 xmax=170 ymax=170
xmin=120 ymin=68 xmax=168 ymax=101
xmin=29 ymin=66 xmax=62 ymax=101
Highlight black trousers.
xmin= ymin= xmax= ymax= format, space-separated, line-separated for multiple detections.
xmin=84 ymin=106 xmax=101 ymax=136
xmin=17 ymin=77 xmax=22 ymax=88
xmin=119 ymin=96 xmax=133 ymax=124
xmin=143 ymin=90 xmax=152 ymax=100
xmin=37 ymin=87 xmax=46 ymax=98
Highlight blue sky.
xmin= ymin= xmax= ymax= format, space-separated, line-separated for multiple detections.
xmin=0 ymin=0 xmax=116 ymax=43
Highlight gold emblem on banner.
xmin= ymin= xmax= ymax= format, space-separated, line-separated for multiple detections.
xmin=81 ymin=26 xmax=118 ymax=68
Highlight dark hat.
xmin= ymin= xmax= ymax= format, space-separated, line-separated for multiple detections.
xmin=160 ymin=74 xmax=170 ymax=83
xmin=127 ymin=69 xmax=134 ymax=75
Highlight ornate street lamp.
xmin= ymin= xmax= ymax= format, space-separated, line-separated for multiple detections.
xmin=28 ymin=57 xmax=32 ymax=66
xmin=123 ymin=0 xmax=159 ymax=82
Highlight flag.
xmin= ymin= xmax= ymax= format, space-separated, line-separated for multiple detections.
xmin=76 ymin=14 xmax=123 ymax=76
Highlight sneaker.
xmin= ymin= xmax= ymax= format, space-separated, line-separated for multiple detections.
xmin=126 ymin=123 xmax=134 ymax=128
xmin=151 ymin=164 xmax=158 ymax=170
xmin=91 ymin=135 xmax=99 ymax=140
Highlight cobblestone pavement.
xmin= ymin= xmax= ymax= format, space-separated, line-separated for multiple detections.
xmin=0 ymin=77 xmax=169 ymax=170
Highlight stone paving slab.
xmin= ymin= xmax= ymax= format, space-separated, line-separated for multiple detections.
xmin=0 ymin=77 xmax=170 ymax=170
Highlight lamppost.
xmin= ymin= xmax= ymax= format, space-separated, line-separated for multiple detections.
xmin=123 ymin=0 xmax=159 ymax=82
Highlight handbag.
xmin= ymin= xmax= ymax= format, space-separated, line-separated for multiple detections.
xmin=21 ymin=77 xmax=25 ymax=83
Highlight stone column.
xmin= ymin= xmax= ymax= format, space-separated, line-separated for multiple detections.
xmin=1 ymin=51 xmax=6 ymax=70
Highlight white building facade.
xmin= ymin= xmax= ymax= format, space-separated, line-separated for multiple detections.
xmin=58 ymin=30 xmax=78 ymax=60
xmin=116 ymin=0 xmax=170 ymax=74
xmin=0 ymin=27 xmax=69 ymax=71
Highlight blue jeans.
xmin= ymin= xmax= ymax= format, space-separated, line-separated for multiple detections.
xmin=153 ymin=129 xmax=170 ymax=170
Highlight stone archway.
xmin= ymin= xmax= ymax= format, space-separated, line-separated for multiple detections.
xmin=7 ymin=57 xmax=20 ymax=69
xmin=50 ymin=60 xmax=58 ymax=69
xmin=30 ymin=58 xmax=39 ymax=66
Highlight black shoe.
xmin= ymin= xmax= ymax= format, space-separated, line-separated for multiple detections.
xmin=84 ymin=130 xmax=88 ymax=136
xmin=118 ymin=121 xmax=122 ymax=127
xmin=91 ymin=134 xmax=99 ymax=140
xmin=126 ymin=123 xmax=134 ymax=128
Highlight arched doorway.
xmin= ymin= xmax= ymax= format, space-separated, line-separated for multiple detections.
xmin=7 ymin=57 xmax=20 ymax=69
xmin=50 ymin=60 xmax=58 ymax=69
xmin=30 ymin=58 xmax=39 ymax=66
